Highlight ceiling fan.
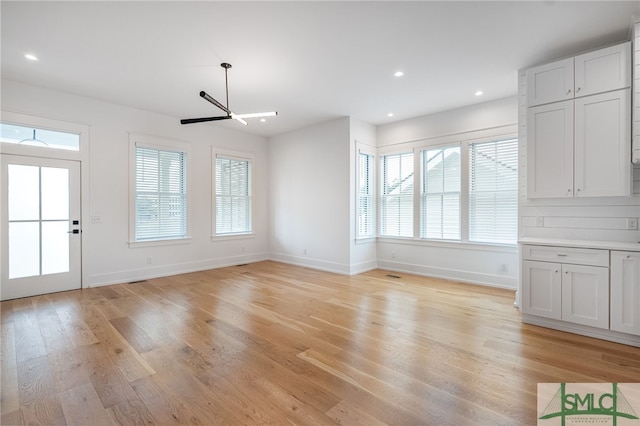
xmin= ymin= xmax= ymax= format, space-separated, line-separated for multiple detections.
xmin=180 ymin=62 xmax=277 ymax=126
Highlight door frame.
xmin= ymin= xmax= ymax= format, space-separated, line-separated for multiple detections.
xmin=0 ymin=111 xmax=90 ymax=291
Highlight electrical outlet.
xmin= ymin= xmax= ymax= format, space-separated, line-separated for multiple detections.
xmin=628 ymin=218 xmax=639 ymax=230
xmin=303 ymin=248 xmax=307 ymax=255
xmin=499 ymin=264 xmax=508 ymax=273
xmin=91 ymin=215 xmax=102 ymax=224
xmin=391 ymin=251 xmax=396 ymax=259
xmin=536 ymin=216 xmax=544 ymax=227
xmin=146 ymin=257 xmax=152 ymax=265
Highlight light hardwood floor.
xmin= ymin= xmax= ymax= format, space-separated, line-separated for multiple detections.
xmin=1 ymin=261 xmax=639 ymax=425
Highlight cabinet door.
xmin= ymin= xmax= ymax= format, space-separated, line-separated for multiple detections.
xmin=610 ymin=251 xmax=640 ymax=336
xmin=561 ymin=264 xmax=609 ymax=329
xmin=526 ymin=58 xmax=574 ymax=106
xmin=574 ymin=89 xmax=631 ymax=197
xmin=574 ymin=42 xmax=631 ymax=97
xmin=522 ymin=260 xmax=562 ymax=319
xmin=527 ymin=100 xmax=574 ymax=198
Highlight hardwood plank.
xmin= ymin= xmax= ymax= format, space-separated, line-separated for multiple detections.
xmin=81 ymin=342 xmax=138 ymax=409
xmin=107 ymin=396 xmax=156 ymax=425
xmin=16 ymin=355 xmax=66 ymax=425
xmin=59 ymin=383 xmax=114 ymax=426
xmin=109 ymin=316 xmax=157 ymax=354
xmin=1 ymin=319 xmax=19 ymax=415
xmin=47 ymin=347 xmax=91 ymax=394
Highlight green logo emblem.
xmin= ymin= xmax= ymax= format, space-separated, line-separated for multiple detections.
xmin=539 ymin=383 xmax=639 ymax=426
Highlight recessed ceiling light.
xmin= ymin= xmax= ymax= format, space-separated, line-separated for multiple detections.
xmin=260 ymin=118 xmax=266 ymax=123
xmin=387 ymin=113 xmax=394 ymax=117
xmin=394 ymin=71 xmax=404 ymax=77
xmin=25 ymin=53 xmax=39 ymax=61
xmin=475 ymin=91 xmax=483 ymax=96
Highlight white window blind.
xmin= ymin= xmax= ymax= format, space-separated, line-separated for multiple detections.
xmin=357 ymin=152 xmax=375 ymax=238
xmin=381 ymin=152 xmax=414 ymax=237
xmin=215 ymin=155 xmax=252 ymax=235
xmin=421 ymin=146 xmax=461 ymax=240
xmin=135 ymin=146 xmax=187 ymax=241
xmin=469 ymin=138 xmax=518 ymax=244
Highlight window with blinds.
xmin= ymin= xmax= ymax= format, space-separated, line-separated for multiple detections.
xmin=135 ymin=146 xmax=187 ymax=241
xmin=380 ymin=152 xmax=414 ymax=237
xmin=421 ymin=146 xmax=461 ymax=240
xmin=469 ymin=138 xmax=518 ymax=244
xmin=357 ymin=152 xmax=375 ymax=238
xmin=215 ymin=155 xmax=252 ymax=235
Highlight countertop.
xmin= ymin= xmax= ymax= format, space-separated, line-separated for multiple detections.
xmin=519 ymin=237 xmax=640 ymax=252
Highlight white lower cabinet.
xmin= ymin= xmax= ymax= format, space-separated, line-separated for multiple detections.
xmin=560 ymin=263 xmax=609 ymax=329
xmin=522 ymin=260 xmax=562 ymax=320
xmin=610 ymin=251 xmax=640 ymax=335
xmin=522 ymin=258 xmax=608 ymax=329
xmin=522 ymin=244 xmax=640 ymax=346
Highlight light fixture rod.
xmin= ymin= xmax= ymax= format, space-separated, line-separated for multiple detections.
xmin=199 ymin=91 xmax=230 ymax=115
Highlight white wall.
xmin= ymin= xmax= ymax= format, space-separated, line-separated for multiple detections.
xmin=1 ymin=79 xmax=270 ymax=286
xmin=268 ymin=117 xmax=353 ymax=273
xmin=375 ymin=96 xmax=520 ymax=289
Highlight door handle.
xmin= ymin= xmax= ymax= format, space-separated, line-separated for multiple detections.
xmin=67 ymin=229 xmax=80 ymax=234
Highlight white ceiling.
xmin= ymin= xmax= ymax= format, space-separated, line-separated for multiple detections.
xmin=2 ymin=1 xmax=639 ymax=138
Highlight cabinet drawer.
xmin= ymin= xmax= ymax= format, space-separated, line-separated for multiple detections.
xmin=522 ymin=245 xmax=609 ymax=267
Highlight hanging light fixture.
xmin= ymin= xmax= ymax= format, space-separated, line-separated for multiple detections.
xmin=18 ymin=129 xmax=48 ymax=147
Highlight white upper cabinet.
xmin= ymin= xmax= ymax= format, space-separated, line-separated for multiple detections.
xmin=527 ymin=58 xmax=573 ymax=106
xmin=527 ymin=58 xmax=574 ymax=107
xmin=574 ymin=42 xmax=631 ymax=98
xmin=526 ymin=41 xmax=631 ymax=199
xmin=527 ymin=42 xmax=631 ymax=107
xmin=574 ymin=89 xmax=631 ymax=197
xmin=527 ymin=101 xmax=574 ymax=197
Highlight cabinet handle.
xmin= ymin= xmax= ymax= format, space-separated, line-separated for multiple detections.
xmin=555 ymin=270 xmax=559 ymax=273
xmin=576 ymin=87 xmax=581 ymax=93
xmin=566 ymin=89 xmax=572 ymax=95
xmin=557 ymin=254 xmax=568 ymax=257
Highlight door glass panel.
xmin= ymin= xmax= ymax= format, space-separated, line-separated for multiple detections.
xmin=42 ymin=167 xmax=69 ymax=220
xmin=42 ymin=221 xmax=69 ymax=275
xmin=8 ymin=164 xmax=39 ymax=221
xmin=8 ymin=221 xmax=40 ymax=279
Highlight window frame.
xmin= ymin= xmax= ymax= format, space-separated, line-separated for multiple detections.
xmin=212 ymin=148 xmax=255 ymax=240
xmin=356 ymin=144 xmax=376 ymax=241
xmin=377 ymin=129 xmax=518 ymax=248
xmin=468 ymin=137 xmax=519 ymax=245
xmin=379 ymin=150 xmax=415 ymax=238
xmin=420 ymin=143 xmax=462 ymax=241
xmin=128 ymin=133 xmax=191 ymax=247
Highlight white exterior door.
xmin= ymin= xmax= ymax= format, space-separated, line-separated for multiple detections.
xmin=1 ymin=154 xmax=81 ymax=300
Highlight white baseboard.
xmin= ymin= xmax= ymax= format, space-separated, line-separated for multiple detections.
xmin=87 ymin=252 xmax=269 ymax=287
xmin=377 ymin=259 xmax=517 ymax=290
xmin=268 ymin=252 xmax=352 ymax=275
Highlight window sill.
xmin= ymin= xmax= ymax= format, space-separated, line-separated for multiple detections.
xmin=211 ymin=233 xmax=256 ymax=242
xmin=377 ymin=237 xmax=518 ymax=253
xmin=355 ymin=237 xmax=376 ymax=245
xmin=129 ymin=237 xmax=192 ymax=248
